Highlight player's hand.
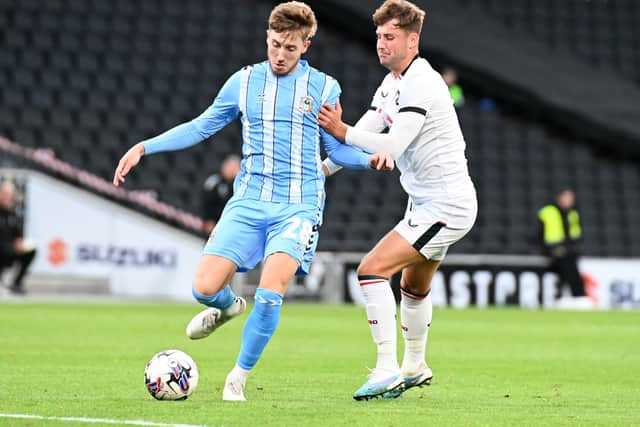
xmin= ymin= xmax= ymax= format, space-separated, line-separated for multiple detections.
xmin=369 ymin=152 xmax=394 ymax=171
xmin=319 ymin=99 xmax=348 ymax=141
xmin=113 ymin=143 xmax=145 ymax=186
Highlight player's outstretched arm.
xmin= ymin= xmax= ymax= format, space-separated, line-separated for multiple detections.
xmin=321 ymin=151 xmax=393 ymax=177
xmin=322 ymin=128 xmax=379 ymax=171
xmin=321 ymin=133 xmax=394 ymax=176
xmin=113 ymin=143 xmax=145 ymax=186
xmin=111 ymin=70 xmax=243 ymax=187
xmin=321 ymin=101 xmax=424 ymax=160
xmin=368 ymin=152 xmax=394 ymax=171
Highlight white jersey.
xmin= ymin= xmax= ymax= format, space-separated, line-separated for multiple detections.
xmin=371 ymin=57 xmax=474 ymax=201
xmin=351 ymin=56 xmax=476 ymax=228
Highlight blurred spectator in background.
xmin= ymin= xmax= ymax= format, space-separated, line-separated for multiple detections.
xmin=201 ymin=154 xmax=241 ymax=234
xmin=0 ymin=181 xmax=37 ymax=295
xmin=538 ymin=189 xmax=589 ymax=307
xmin=442 ymin=66 xmax=465 ymax=108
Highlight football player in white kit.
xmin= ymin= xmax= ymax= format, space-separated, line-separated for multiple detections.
xmin=319 ymin=0 xmax=477 ymax=400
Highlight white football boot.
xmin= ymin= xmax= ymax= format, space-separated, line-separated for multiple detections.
xmin=401 ymin=361 xmax=433 ymax=391
xmin=353 ymin=368 xmax=404 ymax=400
xmin=186 ymin=296 xmax=246 ymax=340
xmin=222 ymin=372 xmax=247 ymax=401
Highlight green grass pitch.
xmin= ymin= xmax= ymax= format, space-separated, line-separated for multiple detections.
xmin=0 ymin=303 xmax=639 ymax=426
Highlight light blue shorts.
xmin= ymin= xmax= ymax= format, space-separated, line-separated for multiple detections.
xmin=203 ymin=197 xmax=322 ymax=275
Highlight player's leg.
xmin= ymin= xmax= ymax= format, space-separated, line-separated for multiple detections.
xmin=392 ymin=212 xmax=475 ymax=396
xmin=353 ymin=230 xmax=424 ymax=400
xmin=187 ymin=198 xmax=265 ymax=339
xmin=186 ymin=254 xmax=245 ymax=339
xmin=398 ymin=260 xmax=440 ymax=391
xmin=242 ymin=252 xmax=298 ymax=365
xmin=223 ymin=252 xmax=298 ymax=401
xmin=223 ymin=203 xmax=318 ymax=401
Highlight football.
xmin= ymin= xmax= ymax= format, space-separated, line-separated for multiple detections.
xmin=144 ymin=349 xmax=199 ymax=400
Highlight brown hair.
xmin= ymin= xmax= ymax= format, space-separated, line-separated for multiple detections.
xmin=268 ymin=1 xmax=318 ymax=41
xmin=373 ymin=0 xmax=426 ymax=34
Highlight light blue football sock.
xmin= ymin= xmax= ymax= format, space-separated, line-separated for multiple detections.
xmin=237 ymin=288 xmax=283 ymax=370
xmin=192 ymin=284 xmax=236 ymax=310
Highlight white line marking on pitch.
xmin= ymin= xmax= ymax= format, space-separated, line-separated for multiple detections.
xmin=0 ymin=413 xmax=214 ymax=427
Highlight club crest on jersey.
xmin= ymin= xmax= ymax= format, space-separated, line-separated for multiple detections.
xmin=298 ymin=96 xmax=314 ymax=113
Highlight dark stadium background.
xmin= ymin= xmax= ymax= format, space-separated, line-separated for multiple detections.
xmin=2 ymin=4 xmax=640 ymax=423
xmin=1 ymin=0 xmax=639 ymax=257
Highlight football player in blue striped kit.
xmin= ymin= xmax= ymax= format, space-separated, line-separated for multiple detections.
xmin=113 ymin=1 xmax=393 ymax=401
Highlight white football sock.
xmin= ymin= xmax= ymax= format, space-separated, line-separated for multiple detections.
xmin=228 ymin=363 xmax=249 ymax=384
xmin=400 ymin=288 xmax=432 ymax=375
xmin=359 ymin=276 xmax=399 ymax=372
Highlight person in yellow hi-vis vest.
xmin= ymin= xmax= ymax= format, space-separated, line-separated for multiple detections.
xmin=538 ymin=189 xmax=585 ymax=298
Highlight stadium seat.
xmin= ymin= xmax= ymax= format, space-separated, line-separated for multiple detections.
xmin=481 ymin=0 xmax=640 ymax=83
xmin=1 ymin=0 xmax=638 ymax=256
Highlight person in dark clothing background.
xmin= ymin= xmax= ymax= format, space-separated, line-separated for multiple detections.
xmin=201 ymin=155 xmax=241 ymax=234
xmin=0 ymin=181 xmax=37 ymax=295
xmin=538 ymin=188 xmax=586 ymax=300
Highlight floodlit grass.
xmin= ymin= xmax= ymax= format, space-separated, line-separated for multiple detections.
xmin=0 ymin=303 xmax=639 ymax=426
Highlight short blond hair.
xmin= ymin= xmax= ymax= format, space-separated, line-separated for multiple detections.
xmin=373 ymin=0 xmax=426 ymax=34
xmin=268 ymin=1 xmax=317 ymax=41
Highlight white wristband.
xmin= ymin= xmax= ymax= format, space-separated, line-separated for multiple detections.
xmin=322 ymin=158 xmax=343 ymax=176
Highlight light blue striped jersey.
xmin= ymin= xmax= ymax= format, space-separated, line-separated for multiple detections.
xmin=232 ymin=60 xmax=337 ymax=206
xmin=142 ymin=60 xmax=372 ymax=209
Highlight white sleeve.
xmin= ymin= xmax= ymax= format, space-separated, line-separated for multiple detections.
xmin=346 ymin=110 xmax=425 ymax=160
xmin=345 ymin=72 xmax=431 ymax=159
xmin=354 ymin=109 xmax=387 ymax=132
xmin=355 ymin=83 xmax=388 ymax=132
xmin=322 ymin=109 xmax=385 ymax=176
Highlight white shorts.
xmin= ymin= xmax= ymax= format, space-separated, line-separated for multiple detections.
xmin=394 ymin=197 xmax=477 ymax=261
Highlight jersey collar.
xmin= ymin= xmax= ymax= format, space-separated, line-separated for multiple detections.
xmin=401 ymin=55 xmax=419 ymax=76
xmin=394 ymin=55 xmax=420 ymax=79
xmin=268 ymin=59 xmax=309 ymax=79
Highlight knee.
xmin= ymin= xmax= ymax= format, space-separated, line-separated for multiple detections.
xmin=400 ymin=277 xmax=430 ymax=295
xmin=358 ymin=249 xmax=393 ymax=277
xmin=357 ymin=254 xmax=381 ymax=277
xmin=193 ymin=272 xmax=219 ymax=296
xmin=356 ymin=257 xmax=371 ymax=277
